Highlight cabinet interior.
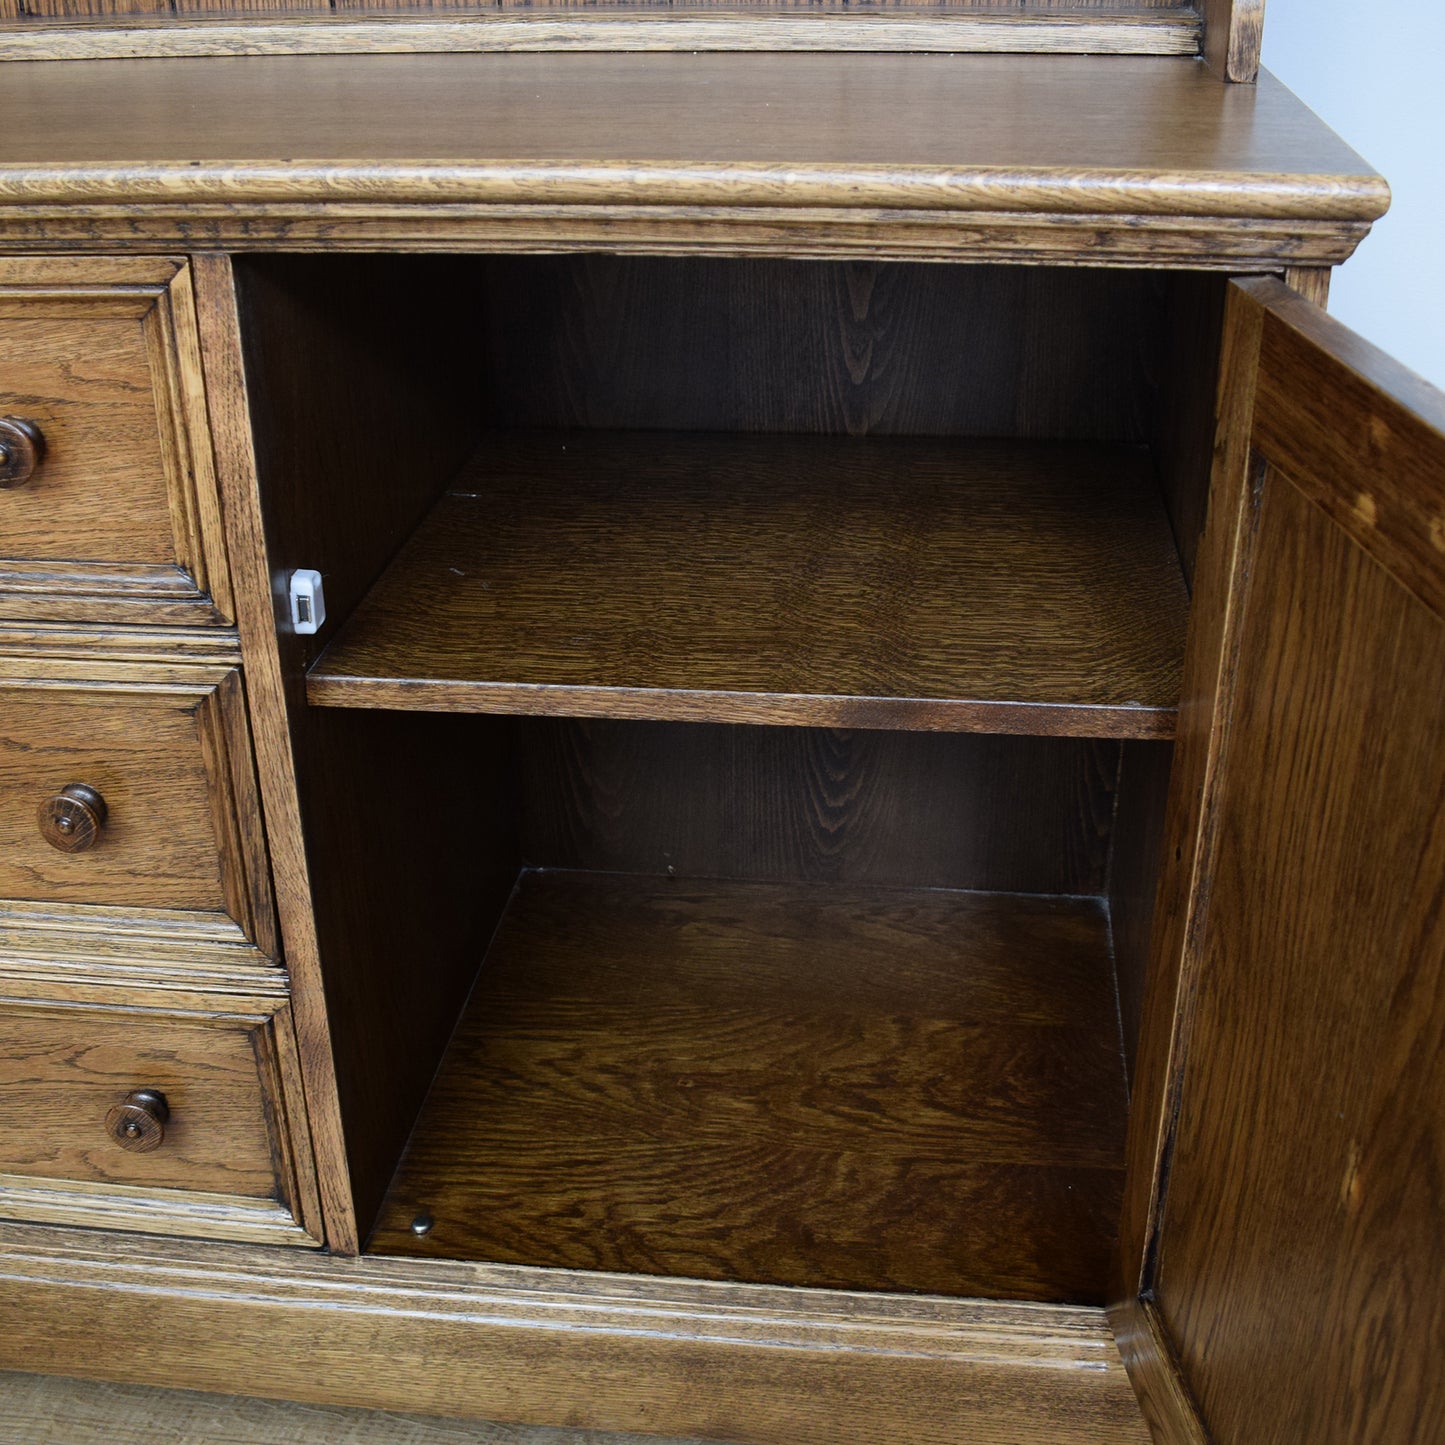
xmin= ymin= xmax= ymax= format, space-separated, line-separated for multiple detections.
xmin=236 ymin=253 xmax=1224 ymax=1306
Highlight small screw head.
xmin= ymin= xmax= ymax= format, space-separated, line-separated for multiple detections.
xmin=410 ymin=1210 xmax=434 ymax=1237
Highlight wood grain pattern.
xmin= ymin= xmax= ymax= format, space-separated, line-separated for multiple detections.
xmin=0 ymin=257 xmax=231 ymax=625
xmin=1112 ymin=277 xmax=1266 ymax=1319
xmin=0 ymin=1000 xmax=280 ymax=1199
xmin=198 ymin=252 xmax=510 ymax=1251
xmin=0 ymin=208 xmax=1378 ymax=270
xmin=0 ymin=1224 xmax=1151 ymax=1445
xmin=309 ymin=431 xmax=1188 ymax=737
xmin=0 ymin=11 xmax=1202 ymax=63
xmin=469 ymin=257 xmax=1167 ymax=443
xmin=0 ymin=901 xmax=285 ymax=995
xmin=371 ymin=870 xmax=1128 ymax=1303
xmin=1247 ymin=277 xmax=1445 ymax=619
xmin=0 ymin=58 xmax=1387 ymax=267
xmin=0 ymin=666 xmax=275 ymax=945
xmin=191 ymin=251 xmax=356 ymax=1251
xmin=1138 ymin=278 xmax=1445 ymax=1445
xmin=1202 ymin=0 xmax=1265 ymax=83
xmin=518 ymin=720 xmax=1119 ymax=896
xmin=1106 ymin=1295 xmax=1207 ymax=1445
xmin=1159 ymin=469 xmax=1445 ymax=1444
xmin=0 ymin=620 xmax=242 ymax=666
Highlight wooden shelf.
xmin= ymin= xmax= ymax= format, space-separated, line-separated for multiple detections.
xmin=308 ymin=430 xmax=1189 ymax=737
xmin=368 ymin=870 xmax=1129 ymax=1303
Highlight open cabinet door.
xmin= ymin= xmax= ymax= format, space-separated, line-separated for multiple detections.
xmin=1116 ymin=277 xmax=1445 ymax=1444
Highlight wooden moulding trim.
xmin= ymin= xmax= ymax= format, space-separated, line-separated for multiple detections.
xmin=0 ymin=620 xmax=243 ymax=666
xmin=1107 ymin=1295 xmax=1208 ymax=1444
xmin=0 ymin=903 xmax=284 ymax=997
xmin=0 ymin=1180 xmax=315 ymax=1249
xmin=0 ymin=12 xmax=1202 ymax=63
xmin=305 ymin=677 xmax=1179 ymax=739
xmin=0 ymin=208 xmax=1375 ymax=267
xmin=0 ymin=160 xmax=1391 ymax=222
xmin=0 ymin=1224 xmax=1149 ymax=1444
xmin=0 ymin=1179 xmax=315 ymax=1248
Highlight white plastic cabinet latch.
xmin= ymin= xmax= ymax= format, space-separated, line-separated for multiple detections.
xmin=288 ymin=568 xmax=326 ymax=635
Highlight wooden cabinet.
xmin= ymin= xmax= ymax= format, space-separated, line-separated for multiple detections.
xmin=0 ymin=20 xmax=1440 ymax=1445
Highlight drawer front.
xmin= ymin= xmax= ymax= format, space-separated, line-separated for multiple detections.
xmin=0 ymin=995 xmax=319 ymax=1245
xmin=0 ymin=1004 xmax=277 ymax=1196
xmin=0 ymin=257 xmax=231 ymax=625
xmin=0 ymin=665 xmax=277 ymax=956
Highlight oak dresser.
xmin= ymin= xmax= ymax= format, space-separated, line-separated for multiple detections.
xmin=0 ymin=3 xmax=1440 ymax=1441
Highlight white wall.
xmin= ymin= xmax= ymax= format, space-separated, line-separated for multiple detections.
xmin=1261 ymin=0 xmax=1445 ymax=390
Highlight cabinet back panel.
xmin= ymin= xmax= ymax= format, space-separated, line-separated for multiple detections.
xmin=518 ymin=720 xmax=1119 ymax=896
xmin=473 ymin=257 xmax=1168 ymax=444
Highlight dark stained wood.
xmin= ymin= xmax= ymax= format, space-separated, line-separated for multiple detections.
xmin=1127 ymin=278 xmax=1445 ymax=1443
xmin=36 ymin=783 xmax=108 ymax=855
xmin=0 ymin=59 xmax=1387 ymax=268
xmin=1159 ymin=471 xmax=1445 ymax=1444
xmin=0 ymin=414 xmax=44 ymax=488
xmin=191 ymin=251 xmax=356 ymax=1250
xmin=0 ymin=257 xmax=232 ymax=625
xmin=0 ymin=670 xmax=264 ymax=928
xmin=1107 ymin=739 xmax=1173 ymax=1085
xmin=1107 ymin=1295 xmax=1207 ymax=1445
xmin=0 ymin=1001 xmax=280 ymax=1199
xmin=371 ymin=870 xmax=1129 ymax=1304
xmin=1152 ymin=273 xmax=1227 ymax=587
xmin=1202 ymin=0 xmax=1264 ymax=83
xmin=0 ymin=1226 xmax=1152 ymax=1445
xmin=297 ymin=709 xmax=520 ymax=1242
xmin=1112 ymin=277 xmax=1267 ymax=1319
xmin=309 ymin=430 xmax=1189 ymax=737
xmin=1247 ymin=277 xmax=1445 ymax=619
xmin=0 ymin=56 xmax=1376 ymax=212
xmin=472 ymin=258 xmax=1167 ymax=443
xmin=519 ymin=720 xmax=1119 ymax=896
xmin=214 ymin=252 xmax=511 ymax=1250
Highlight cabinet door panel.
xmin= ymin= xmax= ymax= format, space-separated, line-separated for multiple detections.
xmin=1131 ymin=278 xmax=1445 ymax=1444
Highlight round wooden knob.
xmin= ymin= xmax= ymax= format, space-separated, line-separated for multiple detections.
xmin=105 ymin=1090 xmax=170 ymax=1153
xmin=38 ymin=783 xmax=108 ymax=853
xmin=0 ymin=416 xmax=45 ymax=488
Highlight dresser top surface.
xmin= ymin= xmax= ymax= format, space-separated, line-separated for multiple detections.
xmin=0 ymin=53 xmax=1386 ymax=222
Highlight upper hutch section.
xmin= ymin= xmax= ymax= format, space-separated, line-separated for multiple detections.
xmin=0 ymin=0 xmax=1265 ymax=80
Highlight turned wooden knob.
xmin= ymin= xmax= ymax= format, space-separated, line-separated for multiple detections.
xmin=0 ymin=416 xmax=45 ymax=488
xmin=38 ymin=783 xmax=108 ymax=853
xmin=105 ymin=1090 xmax=170 ymax=1153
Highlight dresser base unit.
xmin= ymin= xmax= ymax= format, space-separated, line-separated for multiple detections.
xmin=2 ymin=34 xmax=1444 ymax=1445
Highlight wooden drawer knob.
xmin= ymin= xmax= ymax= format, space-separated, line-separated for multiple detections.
xmin=38 ymin=783 xmax=108 ymax=853
xmin=105 ymin=1089 xmax=170 ymax=1153
xmin=0 ymin=416 xmax=45 ymax=488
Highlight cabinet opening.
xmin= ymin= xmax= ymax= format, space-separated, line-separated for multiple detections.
xmin=235 ymin=252 xmax=1222 ymax=1302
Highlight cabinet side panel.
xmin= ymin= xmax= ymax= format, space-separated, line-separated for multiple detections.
xmin=1106 ymin=738 xmax=1172 ymax=1085
xmin=228 ymin=253 xmax=518 ymax=1243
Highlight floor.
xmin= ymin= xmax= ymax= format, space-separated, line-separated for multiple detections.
xmin=0 ymin=1372 xmax=703 ymax=1445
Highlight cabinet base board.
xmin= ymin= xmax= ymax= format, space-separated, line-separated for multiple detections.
xmin=0 ymin=1222 xmax=1150 ymax=1444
